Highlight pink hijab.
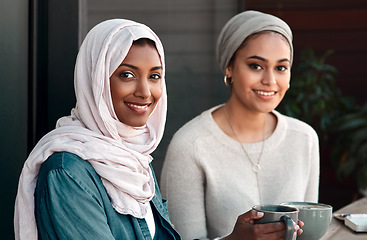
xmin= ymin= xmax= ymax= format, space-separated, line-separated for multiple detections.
xmin=14 ymin=19 xmax=166 ymax=240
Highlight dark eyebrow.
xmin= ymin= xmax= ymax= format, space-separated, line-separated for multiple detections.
xmin=120 ymin=63 xmax=138 ymax=69
xmin=247 ymin=56 xmax=266 ymax=62
xmin=119 ymin=64 xmax=163 ymax=71
xmin=278 ymin=58 xmax=290 ymax=63
xmin=247 ymin=56 xmax=290 ymax=63
xmin=151 ymin=66 xmax=163 ymax=71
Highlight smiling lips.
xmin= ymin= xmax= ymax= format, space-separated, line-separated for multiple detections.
xmin=254 ymin=90 xmax=276 ymax=96
xmin=126 ymin=102 xmax=151 ymax=113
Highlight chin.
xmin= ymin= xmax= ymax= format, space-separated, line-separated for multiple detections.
xmin=128 ymin=118 xmax=149 ymax=127
xmin=117 ymin=116 xmax=149 ymax=127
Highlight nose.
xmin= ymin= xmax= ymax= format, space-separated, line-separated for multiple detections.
xmin=133 ymin=78 xmax=151 ymax=99
xmin=261 ymin=69 xmax=277 ymax=85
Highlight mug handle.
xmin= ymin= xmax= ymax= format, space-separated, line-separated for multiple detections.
xmin=280 ymin=215 xmax=295 ymax=240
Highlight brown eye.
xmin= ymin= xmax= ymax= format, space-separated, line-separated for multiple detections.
xmin=249 ymin=63 xmax=262 ymax=70
xmin=276 ymin=66 xmax=288 ymax=72
xmin=150 ymin=73 xmax=161 ymax=81
xmin=119 ymin=71 xmax=135 ymax=79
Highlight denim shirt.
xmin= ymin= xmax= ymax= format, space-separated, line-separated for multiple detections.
xmin=35 ymin=152 xmax=181 ymax=240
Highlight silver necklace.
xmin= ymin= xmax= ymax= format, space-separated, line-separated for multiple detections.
xmin=223 ymin=106 xmax=265 ymax=173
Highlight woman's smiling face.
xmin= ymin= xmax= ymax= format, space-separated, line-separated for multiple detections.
xmin=226 ymin=31 xmax=291 ymax=114
xmin=110 ymin=40 xmax=163 ymax=127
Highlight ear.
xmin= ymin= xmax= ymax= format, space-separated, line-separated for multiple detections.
xmin=225 ymin=64 xmax=233 ymax=78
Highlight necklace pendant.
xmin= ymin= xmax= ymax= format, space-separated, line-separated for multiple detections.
xmin=252 ymin=164 xmax=261 ymax=173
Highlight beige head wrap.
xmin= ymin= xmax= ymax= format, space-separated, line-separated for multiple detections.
xmin=14 ymin=19 xmax=166 ymax=240
xmin=216 ymin=10 xmax=293 ymax=73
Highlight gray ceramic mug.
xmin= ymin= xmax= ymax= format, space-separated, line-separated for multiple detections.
xmin=281 ymin=202 xmax=332 ymax=240
xmin=252 ymin=205 xmax=299 ymax=240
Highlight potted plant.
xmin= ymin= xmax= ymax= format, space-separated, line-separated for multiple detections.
xmin=277 ymin=48 xmax=367 ymax=197
xmin=277 ymin=48 xmax=354 ymax=147
xmin=330 ymin=105 xmax=367 ymax=195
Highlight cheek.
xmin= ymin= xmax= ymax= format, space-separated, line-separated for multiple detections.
xmin=278 ymin=72 xmax=291 ymax=89
xmin=151 ymin=84 xmax=163 ymax=102
xmin=110 ymin=79 xmax=130 ymax=100
xmin=234 ymin=70 xmax=257 ymax=89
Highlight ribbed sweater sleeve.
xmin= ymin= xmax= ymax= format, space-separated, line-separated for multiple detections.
xmin=161 ymin=114 xmax=208 ymax=240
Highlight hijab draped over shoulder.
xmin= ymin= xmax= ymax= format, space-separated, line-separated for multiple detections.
xmin=216 ymin=10 xmax=293 ymax=73
xmin=14 ymin=19 xmax=166 ymax=240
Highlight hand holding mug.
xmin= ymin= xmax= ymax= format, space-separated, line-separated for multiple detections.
xmin=222 ymin=207 xmax=302 ymax=240
xmin=252 ymin=205 xmax=300 ymax=240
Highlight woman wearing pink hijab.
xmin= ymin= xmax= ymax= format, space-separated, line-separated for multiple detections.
xmin=14 ymin=19 xmax=180 ymax=240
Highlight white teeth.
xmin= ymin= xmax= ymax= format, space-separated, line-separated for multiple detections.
xmin=256 ymin=90 xmax=275 ymax=96
xmin=127 ymin=103 xmax=148 ymax=109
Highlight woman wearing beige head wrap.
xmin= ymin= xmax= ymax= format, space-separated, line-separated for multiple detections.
xmin=14 ymin=19 xmax=180 ymax=239
xmin=161 ymin=10 xmax=319 ymax=239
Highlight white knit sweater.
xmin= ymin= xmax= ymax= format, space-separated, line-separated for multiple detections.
xmin=161 ymin=105 xmax=319 ymax=240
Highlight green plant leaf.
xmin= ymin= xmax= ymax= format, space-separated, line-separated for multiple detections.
xmin=338 ymin=157 xmax=356 ymax=177
xmin=333 ymin=116 xmax=367 ymax=132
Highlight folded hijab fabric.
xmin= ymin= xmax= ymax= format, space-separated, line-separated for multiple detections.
xmin=216 ymin=10 xmax=293 ymax=73
xmin=14 ymin=19 xmax=166 ymax=240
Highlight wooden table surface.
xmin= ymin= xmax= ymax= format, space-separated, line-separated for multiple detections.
xmin=321 ymin=197 xmax=367 ymax=239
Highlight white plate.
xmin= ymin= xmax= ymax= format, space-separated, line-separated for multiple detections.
xmin=344 ymin=216 xmax=367 ymax=232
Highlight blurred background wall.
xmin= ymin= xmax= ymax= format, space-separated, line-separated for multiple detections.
xmin=1 ymin=0 xmax=29 ymax=239
xmin=1 ymin=0 xmax=366 ymax=239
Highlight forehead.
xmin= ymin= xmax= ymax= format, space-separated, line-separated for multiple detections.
xmin=123 ymin=43 xmax=161 ymax=64
xmin=238 ymin=32 xmax=291 ymax=59
xmin=248 ymin=31 xmax=290 ymax=46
